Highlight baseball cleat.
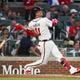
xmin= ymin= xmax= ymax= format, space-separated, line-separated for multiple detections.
xmin=71 ymin=68 xmax=80 ymax=75
xmin=24 ymin=69 xmax=32 ymax=75
xmin=24 ymin=66 xmax=33 ymax=75
xmin=69 ymin=67 xmax=80 ymax=75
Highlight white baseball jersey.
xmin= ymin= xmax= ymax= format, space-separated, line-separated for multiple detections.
xmin=24 ymin=17 xmax=63 ymax=70
xmin=28 ymin=17 xmax=52 ymax=40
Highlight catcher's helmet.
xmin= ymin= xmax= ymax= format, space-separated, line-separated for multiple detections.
xmin=31 ymin=6 xmax=42 ymax=19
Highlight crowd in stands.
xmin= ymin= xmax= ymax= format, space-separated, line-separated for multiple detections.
xmin=0 ymin=0 xmax=80 ymax=57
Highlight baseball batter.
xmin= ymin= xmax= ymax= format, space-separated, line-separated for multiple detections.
xmin=15 ymin=7 xmax=80 ymax=75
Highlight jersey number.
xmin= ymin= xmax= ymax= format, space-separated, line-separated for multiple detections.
xmin=35 ymin=28 xmax=41 ymax=35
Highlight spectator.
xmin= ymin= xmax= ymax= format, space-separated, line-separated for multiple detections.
xmin=66 ymin=9 xmax=78 ymax=27
xmin=66 ymin=9 xmax=79 ymax=38
xmin=17 ymin=12 xmax=24 ymax=20
xmin=69 ymin=40 xmax=80 ymax=57
xmin=68 ymin=18 xmax=80 ymax=41
xmin=61 ymin=38 xmax=74 ymax=56
xmin=48 ymin=0 xmax=59 ymax=6
xmin=0 ymin=28 xmax=14 ymax=56
xmin=70 ymin=9 xmax=78 ymax=20
xmin=68 ymin=40 xmax=74 ymax=47
xmin=0 ymin=24 xmax=6 ymax=36
xmin=75 ymin=29 xmax=80 ymax=40
xmin=11 ymin=11 xmax=17 ymax=20
xmin=48 ymin=0 xmax=73 ymax=6
xmin=7 ymin=20 xmax=17 ymax=39
xmin=46 ymin=5 xmax=59 ymax=20
xmin=60 ymin=5 xmax=70 ymax=16
xmin=68 ymin=25 xmax=77 ymax=41
xmin=7 ymin=11 xmax=17 ymax=20
xmin=58 ymin=0 xmax=73 ymax=5
xmin=63 ymin=38 xmax=69 ymax=48
xmin=7 ymin=10 xmax=23 ymax=20
xmin=0 ymin=3 xmax=5 ymax=17
xmin=6 ymin=10 xmax=13 ymax=19
xmin=23 ymin=0 xmax=35 ymax=21
xmin=0 ymin=3 xmax=7 ymax=20
xmin=2 ymin=3 xmax=11 ymax=19
xmin=3 ymin=3 xmax=10 ymax=13
xmin=17 ymin=31 xmax=40 ymax=56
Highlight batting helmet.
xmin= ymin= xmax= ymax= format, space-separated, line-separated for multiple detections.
xmin=31 ymin=6 xmax=42 ymax=19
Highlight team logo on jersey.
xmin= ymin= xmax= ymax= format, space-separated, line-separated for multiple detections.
xmin=34 ymin=23 xmax=40 ymax=27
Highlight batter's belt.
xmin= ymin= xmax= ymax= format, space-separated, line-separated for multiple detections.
xmin=39 ymin=38 xmax=52 ymax=42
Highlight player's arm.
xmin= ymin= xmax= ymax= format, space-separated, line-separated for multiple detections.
xmin=15 ymin=24 xmax=40 ymax=37
xmin=15 ymin=23 xmax=27 ymax=31
xmin=0 ymin=40 xmax=6 ymax=49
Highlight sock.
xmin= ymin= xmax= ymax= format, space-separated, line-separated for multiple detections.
xmin=60 ymin=58 xmax=71 ymax=70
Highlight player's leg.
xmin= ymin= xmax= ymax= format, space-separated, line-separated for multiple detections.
xmin=24 ymin=41 xmax=51 ymax=74
xmin=51 ymin=41 xmax=80 ymax=74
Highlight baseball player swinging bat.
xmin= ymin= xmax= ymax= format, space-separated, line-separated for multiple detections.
xmin=15 ymin=6 xmax=80 ymax=75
